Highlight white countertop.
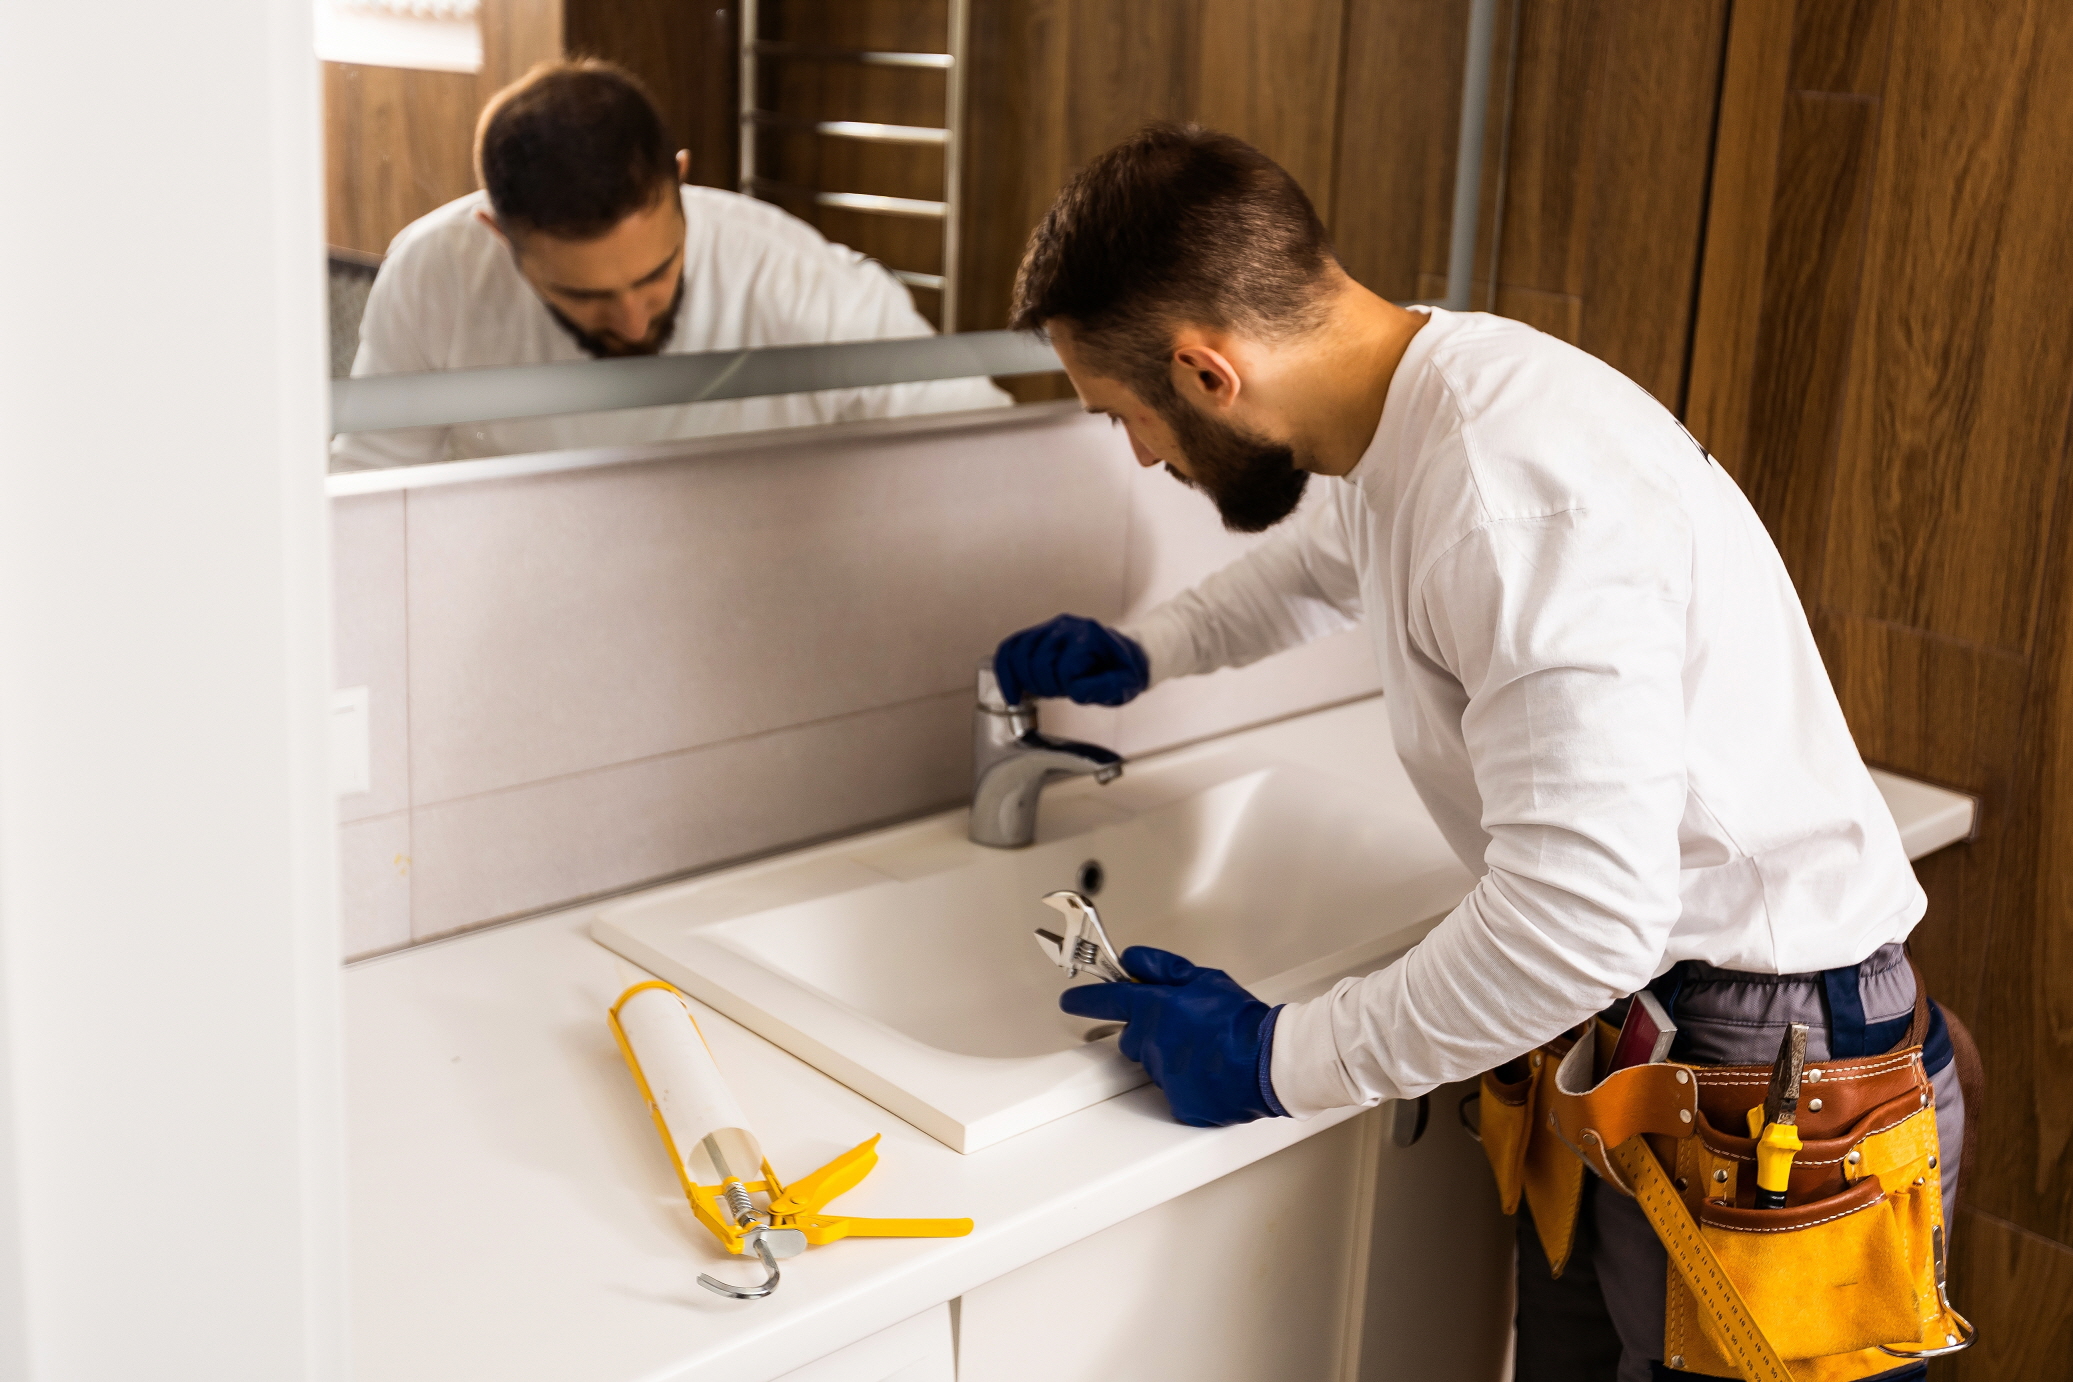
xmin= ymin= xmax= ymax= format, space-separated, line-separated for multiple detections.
xmin=346 ymin=701 xmax=1976 ymax=1382
xmin=347 ymin=892 xmax=1375 ymax=1382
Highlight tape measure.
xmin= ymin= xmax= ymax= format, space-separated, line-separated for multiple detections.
xmin=1608 ymin=1137 xmax=1793 ymax=1382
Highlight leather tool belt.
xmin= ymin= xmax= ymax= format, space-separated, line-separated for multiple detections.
xmin=1476 ymin=972 xmax=1972 ymax=1381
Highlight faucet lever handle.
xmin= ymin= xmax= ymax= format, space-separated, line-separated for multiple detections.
xmin=976 ymin=657 xmax=1017 ymax=713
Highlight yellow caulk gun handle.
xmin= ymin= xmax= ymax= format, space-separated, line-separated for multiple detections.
xmin=766 ymin=1135 xmax=881 ymax=1219
xmin=794 ymin=1215 xmax=975 ymax=1246
xmin=833 ymin=1216 xmax=974 ymax=1238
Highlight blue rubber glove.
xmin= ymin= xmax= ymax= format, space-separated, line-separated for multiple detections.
xmin=1060 ymin=946 xmax=1288 ymax=1127
xmin=993 ymin=615 xmax=1150 ymax=708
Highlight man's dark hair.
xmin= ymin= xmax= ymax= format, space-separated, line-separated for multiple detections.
xmin=475 ymin=60 xmax=677 ymax=241
xmin=1010 ymin=124 xmax=1338 ymax=402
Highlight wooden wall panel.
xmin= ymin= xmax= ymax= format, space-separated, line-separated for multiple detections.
xmin=323 ymin=62 xmax=481 ymax=256
xmin=327 ymin=0 xmax=732 ymax=259
xmin=1691 ymin=0 xmax=2073 ymax=1343
xmin=1978 ymin=444 xmax=2073 ymax=1244
xmin=1682 ymin=0 xmax=1795 ymax=468
xmin=1190 ymin=0 xmax=1346 ymax=209
xmin=1812 ymin=609 xmax=2025 ymax=1022
xmin=1335 ymin=0 xmax=1726 ymax=410
xmin=1331 ymin=0 xmax=1484 ymax=307
xmin=1811 ymin=612 xmax=2027 ymax=809
xmin=477 ymin=0 xmax=562 ymax=95
xmin=756 ymin=0 xmax=953 ymax=321
xmin=1483 ymin=0 xmax=1606 ymax=309
xmin=959 ymin=0 xmax=1067 ymax=336
xmin=1572 ymin=1 xmax=1728 ymax=408
xmin=1726 ymin=91 xmax=1877 ymax=586
xmin=565 ymin=0 xmax=737 ymax=192
xmin=1821 ymin=0 xmax=2073 ymax=655
xmin=1057 ymin=1 xmax=1196 ymax=165
xmin=1943 ymin=1211 xmax=2073 ymax=1382
xmin=1786 ymin=0 xmax=1893 ymax=98
xmin=956 ymin=0 xmax=1344 ymax=392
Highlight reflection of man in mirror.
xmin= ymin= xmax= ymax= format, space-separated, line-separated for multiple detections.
xmin=332 ymin=60 xmax=1008 ymax=469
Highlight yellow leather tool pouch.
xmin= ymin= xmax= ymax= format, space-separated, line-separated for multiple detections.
xmin=1477 ymin=1035 xmax=1587 ymax=1272
xmin=1476 ymin=1059 xmax=1536 ymax=1215
xmin=1482 ymin=983 xmax=1971 ymax=1381
xmin=1661 ymin=1048 xmax=1968 ymax=1377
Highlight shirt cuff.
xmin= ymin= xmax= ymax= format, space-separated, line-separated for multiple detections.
xmin=1266 ymin=986 xmax=1375 ymax=1118
xmin=1256 ymin=1005 xmax=1289 ymax=1118
xmin=1117 ymin=604 xmax=1199 ymax=687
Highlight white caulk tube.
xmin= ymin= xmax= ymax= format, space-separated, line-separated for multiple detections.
xmin=612 ymin=983 xmax=764 ymax=1186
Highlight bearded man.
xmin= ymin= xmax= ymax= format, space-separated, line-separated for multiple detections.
xmin=333 ymin=60 xmax=1005 ymax=469
xmin=991 ymin=124 xmax=1956 ymax=1382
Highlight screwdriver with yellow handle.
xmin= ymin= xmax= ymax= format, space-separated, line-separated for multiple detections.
xmin=1745 ymin=1022 xmax=1808 ymax=1210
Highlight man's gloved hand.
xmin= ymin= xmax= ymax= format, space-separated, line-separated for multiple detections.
xmin=993 ymin=614 xmax=1149 ymax=708
xmin=1060 ymin=946 xmax=1288 ymax=1127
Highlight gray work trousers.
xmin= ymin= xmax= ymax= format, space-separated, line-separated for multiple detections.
xmin=1514 ymin=944 xmax=1964 ymax=1382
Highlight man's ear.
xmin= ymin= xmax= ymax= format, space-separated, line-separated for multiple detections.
xmin=473 ymin=207 xmax=513 ymax=248
xmin=677 ymin=149 xmax=692 ymax=182
xmin=1171 ymin=344 xmax=1243 ymax=412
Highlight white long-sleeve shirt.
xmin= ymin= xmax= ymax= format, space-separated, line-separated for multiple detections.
xmin=1121 ymin=308 xmax=1925 ymax=1118
xmin=332 ymin=186 xmax=1010 ymax=469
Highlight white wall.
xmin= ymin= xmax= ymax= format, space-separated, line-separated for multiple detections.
xmin=0 ymin=3 xmax=345 ymax=1379
xmin=330 ymin=406 xmax=1382 ymax=954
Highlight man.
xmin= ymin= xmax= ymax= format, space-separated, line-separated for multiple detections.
xmin=332 ymin=61 xmax=1007 ymax=469
xmin=992 ymin=125 xmax=1957 ymax=1381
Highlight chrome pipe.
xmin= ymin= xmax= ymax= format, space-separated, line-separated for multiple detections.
xmin=743 ymin=112 xmax=950 ymax=146
xmin=1444 ymin=0 xmax=1503 ymax=312
xmin=737 ymin=0 xmax=760 ymax=196
xmin=750 ymin=40 xmax=953 ymax=70
xmin=942 ymin=0 xmax=970 ymax=331
xmin=746 ymin=177 xmax=947 ymax=218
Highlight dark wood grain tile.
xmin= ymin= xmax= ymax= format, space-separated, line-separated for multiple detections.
xmin=1940 ymin=1210 xmax=2073 ymax=1382
xmin=1685 ymin=0 xmax=1798 ymax=461
xmin=323 ymin=62 xmax=481 ymax=257
xmin=1788 ymin=0 xmax=1894 ymax=97
xmin=1488 ymin=0 xmax=1608 ymax=300
xmin=1332 ymin=0 xmax=1473 ymax=303
xmin=1733 ymin=91 xmax=1878 ymax=590
xmin=1810 ymin=611 xmax=2028 ymax=796
xmin=1575 ymin=0 xmax=1729 ymax=407
xmin=1821 ymin=0 xmax=2073 ymax=655
xmin=1194 ymin=0 xmax=1347 ymax=207
xmin=566 ymin=0 xmax=737 ymax=192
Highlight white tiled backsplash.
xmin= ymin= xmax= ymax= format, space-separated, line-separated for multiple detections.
xmin=332 ymin=403 xmax=1379 ymax=958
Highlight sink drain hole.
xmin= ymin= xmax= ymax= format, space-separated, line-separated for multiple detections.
xmin=1076 ymin=859 xmax=1105 ymax=895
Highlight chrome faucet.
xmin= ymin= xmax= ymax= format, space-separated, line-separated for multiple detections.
xmin=969 ymin=660 xmax=1122 ymax=848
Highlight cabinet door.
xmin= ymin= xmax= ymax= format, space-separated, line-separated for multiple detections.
xmin=956 ymin=1086 xmax=1512 ymax=1381
xmin=1353 ymin=1082 xmax=1515 ymax=1380
xmin=773 ymin=1302 xmax=955 ymax=1382
xmin=956 ymin=1115 xmax=1374 ymax=1382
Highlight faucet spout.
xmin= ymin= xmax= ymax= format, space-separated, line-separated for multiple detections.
xmin=969 ymin=661 xmax=1122 ymax=848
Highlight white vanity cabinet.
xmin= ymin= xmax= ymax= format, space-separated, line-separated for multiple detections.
xmin=772 ymin=1303 xmax=956 ymax=1382
xmin=348 ymin=908 xmax=1522 ymax=1382
xmin=953 ymin=1084 xmax=1514 ymax=1382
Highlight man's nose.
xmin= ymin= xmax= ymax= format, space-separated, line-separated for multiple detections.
xmin=605 ymin=294 xmax=650 ymax=340
xmin=1129 ymin=432 xmax=1162 ymax=469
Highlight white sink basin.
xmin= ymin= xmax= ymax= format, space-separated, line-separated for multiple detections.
xmin=593 ymin=697 xmax=1978 ymax=1154
xmin=593 ymin=698 xmax=1476 ymax=1152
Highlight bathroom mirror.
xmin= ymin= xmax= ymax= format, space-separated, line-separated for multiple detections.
xmin=323 ymin=0 xmax=1505 ymax=475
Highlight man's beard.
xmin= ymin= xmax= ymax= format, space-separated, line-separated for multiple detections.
xmin=1159 ymin=400 xmax=1310 ymax=533
xmin=546 ymin=275 xmax=686 ymax=358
